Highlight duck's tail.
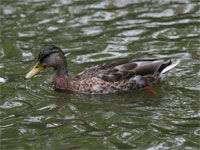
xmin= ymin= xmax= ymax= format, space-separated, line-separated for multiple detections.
xmin=161 ymin=59 xmax=180 ymax=74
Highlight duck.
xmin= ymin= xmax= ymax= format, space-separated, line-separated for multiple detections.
xmin=25 ymin=45 xmax=180 ymax=94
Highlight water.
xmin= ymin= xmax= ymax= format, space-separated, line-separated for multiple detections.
xmin=0 ymin=0 xmax=200 ymax=149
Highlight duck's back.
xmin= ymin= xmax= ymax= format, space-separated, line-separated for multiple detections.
xmin=67 ymin=58 xmax=180 ymax=94
xmin=74 ymin=59 xmax=173 ymax=82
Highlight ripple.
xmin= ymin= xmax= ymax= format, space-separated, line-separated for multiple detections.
xmin=57 ymin=19 xmax=65 ymax=24
xmin=22 ymin=52 xmax=33 ymax=58
xmin=139 ymin=9 xmax=174 ymax=18
xmin=87 ymin=130 xmax=111 ymax=136
xmin=74 ymin=51 xmax=131 ymax=63
xmin=115 ymin=19 xmax=150 ymax=29
xmin=81 ymin=26 xmax=103 ymax=36
xmin=38 ymin=18 xmax=52 ymax=25
xmin=0 ymin=101 xmax=23 ymax=109
xmin=117 ymin=29 xmax=145 ymax=37
xmin=92 ymin=10 xmax=127 ymax=21
xmin=0 ymin=77 xmax=7 ymax=84
xmin=18 ymin=31 xmax=36 ymax=38
xmin=2 ymin=6 xmax=16 ymax=15
xmin=194 ymin=128 xmax=200 ymax=136
xmin=146 ymin=142 xmax=166 ymax=150
xmin=152 ymin=25 xmax=200 ymax=40
xmin=24 ymin=116 xmax=45 ymax=123
xmin=152 ymin=28 xmax=179 ymax=39
xmin=121 ymin=132 xmax=132 ymax=138
xmin=143 ymin=19 xmax=200 ymax=28
xmin=47 ymin=26 xmax=59 ymax=31
xmin=37 ymin=104 xmax=57 ymax=111
xmin=46 ymin=123 xmax=62 ymax=128
xmin=90 ymin=0 xmax=138 ymax=9
xmin=172 ymin=137 xmax=186 ymax=147
xmin=108 ymin=37 xmax=140 ymax=45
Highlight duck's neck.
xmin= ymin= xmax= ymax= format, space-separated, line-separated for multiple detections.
xmin=53 ymin=74 xmax=70 ymax=92
xmin=53 ymin=63 xmax=70 ymax=92
xmin=55 ymin=63 xmax=68 ymax=78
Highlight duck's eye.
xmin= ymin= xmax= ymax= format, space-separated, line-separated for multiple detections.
xmin=42 ymin=64 xmax=47 ymax=68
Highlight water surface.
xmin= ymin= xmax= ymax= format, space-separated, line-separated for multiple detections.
xmin=0 ymin=0 xmax=200 ymax=149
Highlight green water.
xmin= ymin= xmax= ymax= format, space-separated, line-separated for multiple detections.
xmin=0 ymin=0 xmax=200 ymax=149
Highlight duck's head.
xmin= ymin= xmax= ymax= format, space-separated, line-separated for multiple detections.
xmin=25 ymin=45 xmax=68 ymax=79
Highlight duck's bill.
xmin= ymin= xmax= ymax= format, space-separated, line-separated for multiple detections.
xmin=25 ymin=61 xmax=44 ymax=79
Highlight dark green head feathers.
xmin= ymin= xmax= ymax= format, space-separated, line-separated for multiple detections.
xmin=38 ymin=45 xmax=63 ymax=62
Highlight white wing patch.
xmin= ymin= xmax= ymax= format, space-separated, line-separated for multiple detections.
xmin=92 ymin=84 xmax=101 ymax=92
xmin=133 ymin=75 xmax=144 ymax=85
xmin=161 ymin=59 xmax=180 ymax=74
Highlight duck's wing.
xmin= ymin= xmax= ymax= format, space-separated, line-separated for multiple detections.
xmin=74 ymin=59 xmax=177 ymax=82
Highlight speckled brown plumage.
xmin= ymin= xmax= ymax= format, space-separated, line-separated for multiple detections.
xmin=25 ymin=46 xmax=180 ymax=94
xmin=54 ymin=73 xmax=161 ymax=94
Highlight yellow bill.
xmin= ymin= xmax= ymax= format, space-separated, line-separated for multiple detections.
xmin=25 ymin=61 xmax=44 ymax=79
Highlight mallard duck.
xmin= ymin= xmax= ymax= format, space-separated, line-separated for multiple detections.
xmin=25 ymin=45 xmax=180 ymax=94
